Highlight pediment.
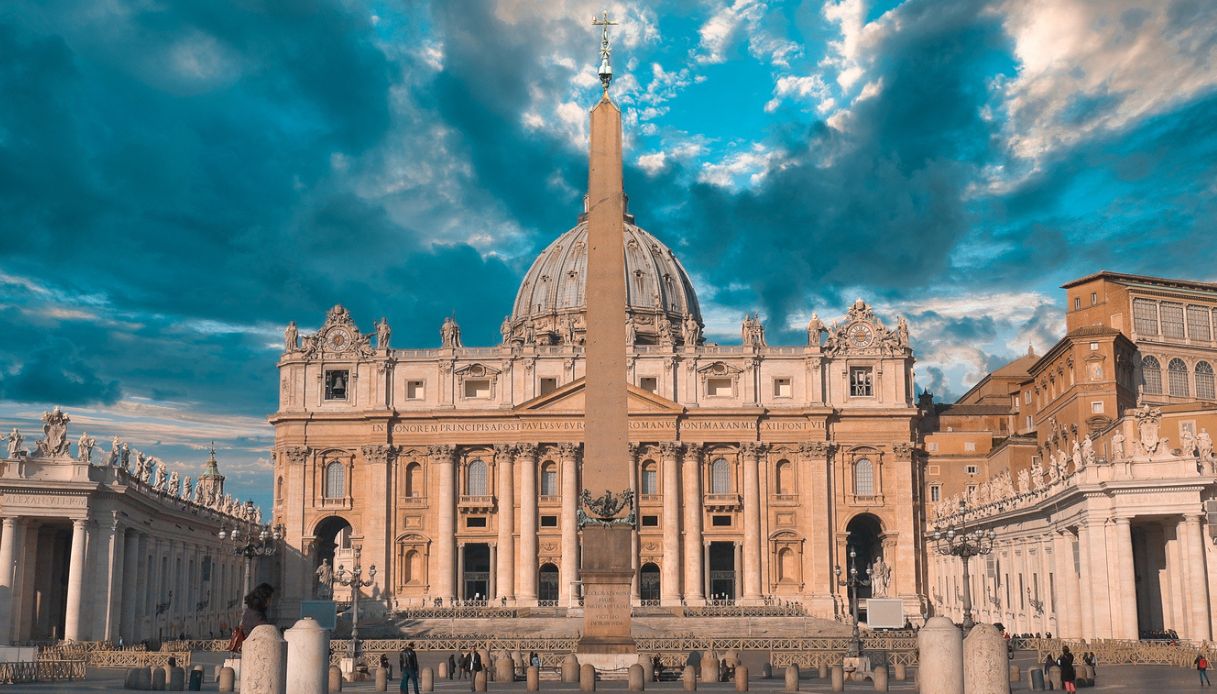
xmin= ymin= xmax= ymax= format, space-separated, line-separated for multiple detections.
xmin=517 ymin=378 xmax=684 ymax=414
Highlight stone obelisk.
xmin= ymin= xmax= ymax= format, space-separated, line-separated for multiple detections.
xmin=577 ymin=11 xmax=636 ymax=664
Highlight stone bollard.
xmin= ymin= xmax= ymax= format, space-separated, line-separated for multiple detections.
xmin=439 ymin=661 xmax=449 ymax=679
xmin=735 ymin=664 xmax=749 ymax=692
xmin=640 ymin=654 xmax=654 ymax=682
xmin=872 ymin=664 xmax=888 ymax=692
xmin=285 ymin=617 xmax=330 ymax=694
xmin=423 ymin=667 xmax=435 ymax=693
xmin=917 ymin=616 xmax=963 ymax=694
xmin=1028 ymin=667 xmax=1045 ymax=691
xmin=700 ymin=653 xmax=717 ymax=682
xmin=479 ymin=650 xmax=491 ymax=679
xmin=124 ymin=667 xmax=141 ymax=689
xmin=818 ymin=664 xmax=828 ymax=679
xmin=526 ymin=666 xmax=539 ymax=691
xmin=189 ymin=665 xmax=204 ymax=691
xmin=762 ymin=663 xmax=772 ymax=679
xmin=1079 ymin=663 xmax=1094 ymax=685
xmin=580 ymin=663 xmax=596 ymax=692
xmin=329 ymin=665 xmax=344 ymax=691
xmin=893 ymin=662 xmax=906 ymax=681
xmin=629 ymin=663 xmax=645 ymax=691
xmin=151 ymin=666 xmax=166 ymax=690
xmin=1009 ymin=664 xmax=1021 ymax=682
xmin=474 ymin=671 xmax=488 ymax=692
xmin=963 ymin=624 xmax=1009 ymax=694
xmin=830 ymin=664 xmax=844 ymax=692
xmin=496 ymin=655 xmax=515 ymax=682
xmin=1047 ymin=665 xmax=1061 ymax=690
xmin=682 ymin=666 xmax=697 ymax=691
xmin=561 ymin=655 xmax=580 ymax=683
xmin=784 ymin=665 xmax=799 ymax=692
xmin=167 ymin=665 xmax=185 ymax=691
xmin=240 ymin=624 xmax=288 ymax=694
xmin=376 ymin=667 xmax=388 ymax=691
xmin=217 ymin=667 xmax=235 ymax=693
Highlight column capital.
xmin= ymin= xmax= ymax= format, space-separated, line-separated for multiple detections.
xmin=428 ymin=444 xmax=456 ymax=464
xmin=557 ymin=442 xmax=581 ymax=462
xmin=1182 ymin=513 xmax=1203 ymax=524
xmin=0 ymin=516 xmax=16 ymax=529
xmin=493 ymin=443 xmax=515 ymax=464
xmin=657 ymin=441 xmax=682 ymax=460
xmin=798 ymin=441 xmax=834 ymax=459
xmin=1113 ymin=515 xmax=1133 ymax=526
xmin=71 ymin=518 xmax=88 ymax=530
xmin=514 ymin=443 xmax=538 ymax=461
xmin=740 ymin=441 xmax=767 ymax=460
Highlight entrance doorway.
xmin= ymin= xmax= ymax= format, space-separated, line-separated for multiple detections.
xmin=538 ymin=563 xmax=559 ymax=604
xmin=312 ymin=516 xmax=353 ymax=600
xmin=708 ymin=542 xmax=736 ymax=602
xmin=462 ymin=544 xmax=490 ymax=602
xmin=845 ymin=514 xmax=883 ymax=601
xmin=640 ymin=563 xmax=660 ymax=604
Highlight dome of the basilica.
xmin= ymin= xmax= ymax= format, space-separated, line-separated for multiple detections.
xmin=507 ymin=215 xmax=702 ymax=346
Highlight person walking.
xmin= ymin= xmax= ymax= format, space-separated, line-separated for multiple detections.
xmin=448 ymin=653 xmax=457 ymax=680
xmin=1196 ymin=652 xmax=1211 ymax=687
xmin=461 ymin=650 xmax=472 ymax=680
xmin=469 ymin=650 xmax=483 ymax=692
xmin=400 ymin=642 xmax=420 ymax=694
xmin=1057 ymin=646 xmax=1077 ymax=694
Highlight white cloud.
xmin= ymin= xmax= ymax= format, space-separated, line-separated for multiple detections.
xmin=697 ymin=144 xmax=785 ymax=189
xmin=696 ymin=0 xmax=764 ymax=64
xmin=637 ymin=151 xmax=667 ymax=174
xmin=764 ymin=74 xmax=834 ymax=113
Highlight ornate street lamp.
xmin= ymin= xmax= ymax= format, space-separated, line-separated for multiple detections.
xmin=929 ymin=497 xmax=996 ymax=630
xmin=835 ymin=546 xmax=870 ymax=657
xmin=335 ymin=546 xmax=377 ymax=661
xmin=218 ymin=507 xmax=284 ymax=596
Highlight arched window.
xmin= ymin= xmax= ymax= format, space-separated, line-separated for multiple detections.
xmin=276 ymin=476 xmax=284 ymax=503
xmin=405 ymin=462 xmax=422 ymax=497
xmin=641 ymin=461 xmax=658 ymax=495
xmin=1197 ymin=361 xmax=1216 ymax=401
xmin=777 ymin=548 xmax=797 ymax=582
xmin=853 ymin=458 xmax=874 ymax=497
xmin=323 ymin=461 xmax=345 ymax=499
xmin=710 ymin=458 xmax=730 ymax=494
xmin=540 ymin=462 xmax=558 ymax=497
xmin=1142 ymin=356 xmax=1163 ymax=395
xmin=1168 ymin=358 xmax=1189 ymax=397
xmin=466 ymin=459 xmax=488 ymax=495
xmin=775 ymin=460 xmax=792 ymax=495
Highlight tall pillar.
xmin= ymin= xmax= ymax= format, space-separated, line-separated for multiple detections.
xmin=0 ymin=517 xmax=19 ymax=644
xmin=1113 ymin=517 xmax=1139 ymax=639
xmin=100 ymin=519 xmax=124 ymax=641
xmin=430 ymin=445 xmax=456 ymax=603
xmin=495 ymin=444 xmax=515 ymax=603
xmin=1181 ymin=514 xmax=1212 ymax=640
xmin=488 ymin=543 xmax=497 ymax=601
xmin=683 ymin=445 xmax=705 ymax=605
xmin=516 ymin=445 xmax=539 ymax=604
xmin=740 ymin=442 xmax=763 ymax=604
xmin=1053 ymin=530 xmax=1079 ymax=638
xmin=123 ymin=532 xmax=144 ymax=641
xmin=733 ymin=542 xmax=742 ymax=602
xmin=63 ymin=518 xmax=89 ymax=641
xmin=659 ymin=443 xmax=682 ymax=605
xmin=559 ymin=443 xmax=579 ymax=606
xmin=456 ymin=544 xmax=465 ymax=601
xmin=629 ymin=444 xmax=640 ymax=603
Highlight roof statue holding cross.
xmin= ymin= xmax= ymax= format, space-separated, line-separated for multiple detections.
xmin=593 ymin=10 xmax=617 ymax=93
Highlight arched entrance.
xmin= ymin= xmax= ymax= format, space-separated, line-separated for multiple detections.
xmin=640 ymin=563 xmax=660 ymax=604
xmin=538 ymin=563 xmax=559 ymax=604
xmin=845 ymin=514 xmax=884 ymax=600
xmin=312 ymin=516 xmax=353 ymax=599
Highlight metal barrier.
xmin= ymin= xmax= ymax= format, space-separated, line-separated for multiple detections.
xmin=86 ymin=650 xmax=192 ymax=668
xmin=1028 ymin=637 xmax=1214 ymax=667
xmin=0 ymin=659 xmax=86 ymax=684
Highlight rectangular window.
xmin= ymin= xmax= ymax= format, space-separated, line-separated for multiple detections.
xmin=927 ymin=442 xmax=938 ymax=452
xmin=927 ymin=464 xmax=941 ymax=475
xmin=966 ymin=484 xmax=977 ymax=497
xmin=964 ymin=441 xmax=976 ymax=452
xmin=406 ymin=380 xmax=425 ymax=400
xmin=1089 ymin=341 xmax=1099 ymax=351
xmin=1133 ymin=298 xmax=1159 ymax=335
xmin=324 ymin=369 xmax=349 ymax=400
xmin=1188 ymin=305 xmax=1212 ymax=341
xmin=773 ymin=377 xmax=792 ymax=398
xmin=639 ymin=376 xmax=658 ymax=393
xmin=1161 ymin=302 xmax=1185 ymax=339
xmin=965 ymin=465 xmax=979 ymax=475
xmin=540 ymin=515 xmax=558 ymax=527
xmin=930 ymin=484 xmax=941 ymax=502
xmin=1091 ymin=291 xmax=1098 ymax=306
xmin=849 ymin=367 xmax=873 ymax=396
xmin=466 ymin=517 xmax=487 ymax=528
xmin=1091 ymin=401 xmax=1104 ymax=414
xmin=539 ymin=377 xmax=558 ymax=395
xmin=706 ymin=377 xmax=733 ymax=397
xmin=1026 ymin=415 xmax=1034 ymax=430
xmin=711 ymin=515 xmax=732 ymax=527
xmin=464 ymin=379 xmax=491 ymax=399
xmin=641 ymin=467 xmax=658 ymax=495
xmin=641 ymin=515 xmax=659 ymax=527
xmin=1073 ymin=297 xmax=1081 ymax=310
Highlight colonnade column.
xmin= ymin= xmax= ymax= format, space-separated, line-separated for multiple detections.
xmin=494 ymin=444 xmax=516 ymax=603
xmin=1181 ymin=514 xmax=1213 ymax=641
xmin=101 ymin=519 xmax=124 ymax=641
xmin=1113 ymin=517 xmax=1139 ymax=639
xmin=122 ymin=532 xmax=143 ymax=641
xmin=1054 ymin=529 xmax=1080 ymax=638
xmin=430 ymin=445 xmax=456 ymax=603
xmin=63 ymin=518 xmax=89 ymax=641
xmin=0 ymin=517 xmax=20 ymax=644
xmin=516 ymin=444 xmax=538 ymax=605
xmin=488 ymin=543 xmax=497 ymax=601
xmin=558 ymin=443 xmax=579 ymax=607
xmin=740 ymin=442 xmax=763 ymax=604
xmin=659 ymin=442 xmax=682 ymax=605
xmin=682 ymin=444 xmax=705 ymax=605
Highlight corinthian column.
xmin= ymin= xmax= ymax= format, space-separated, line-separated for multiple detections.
xmin=659 ymin=442 xmax=682 ymax=605
xmin=0 ymin=517 xmax=18 ymax=643
xmin=1113 ymin=517 xmax=1139 ymax=639
xmin=682 ymin=444 xmax=705 ymax=605
xmin=495 ymin=444 xmax=516 ymax=603
xmin=63 ymin=518 xmax=89 ymax=641
xmin=516 ymin=444 xmax=538 ymax=605
xmin=430 ymin=445 xmax=457 ymax=603
xmin=1182 ymin=514 xmax=1213 ymax=640
xmin=559 ymin=442 xmax=580 ymax=606
xmin=740 ymin=442 xmax=764 ymax=604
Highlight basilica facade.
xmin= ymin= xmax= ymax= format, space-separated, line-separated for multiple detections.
xmin=270 ymin=208 xmax=927 ymax=622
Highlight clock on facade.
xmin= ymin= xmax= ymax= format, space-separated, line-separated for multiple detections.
xmin=847 ymin=322 xmax=874 ymax=348
xmin=326 ymin=327 xmax=352 ymax=352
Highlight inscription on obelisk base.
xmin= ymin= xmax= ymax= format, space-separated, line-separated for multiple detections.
xmin=578 ymin=526 xmax=635 ymax=654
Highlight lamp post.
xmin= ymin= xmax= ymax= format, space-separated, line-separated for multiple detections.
xmin=218 ymin=506 xmax=284 ymax=596
xmin=929 ymin=498 xmax=996 ymax=631
xmin=835 ymin=546 xmax=869 ymax=657
xmin=335 ymin=546 xmax=377 ymax=661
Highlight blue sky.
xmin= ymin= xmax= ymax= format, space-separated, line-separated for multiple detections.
xmin=2 ymin=0 xmax=1216 ymax=511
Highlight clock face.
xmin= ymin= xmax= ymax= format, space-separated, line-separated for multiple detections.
xmin=326 ymin=327 xmax=352 ymax=352
xmin=847 ymin=322 xmax=874 ymax=348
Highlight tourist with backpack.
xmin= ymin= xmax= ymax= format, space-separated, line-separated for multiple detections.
xmin=1196 ymin=653 xmax=1211 ymax=686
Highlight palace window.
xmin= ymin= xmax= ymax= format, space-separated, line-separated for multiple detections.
xmin=406 ymin=380 xmax=425 ymax=400
xmin=1168 ymin=358 xmax=1190 ymax=397
xmin=1142 ymin=356 xmax=1163 ymax=395
xmin=853 ymin=458 xmax=875 ymax=497
xmin=849 ymin=367 xmax=873 ymax=397
xmin=1188 ymin=305 xmax=1212 ymax=341
xmin=965 ymin=464 xmax=979 ymax=475
xmin=466 ymin=517 xmax=487 ymax=528
xmin=1197 ymin=362 xmax=1216 ymax=401
xmin=540 ymin=462 xmax=558 ymax=497
xmin=1091 ymin=401 xmax=1104 ymax=414
xmin=324 ymin=369 xmax=349 ymax=401
xmin=711 ymin=515 xmax=732 ymax=527
xmin=639 ymin=377 xmax=658 ymax=393
xmin=466 ymin=459 xmax=489 ymax=495
xmin=539 ymin=377 xmax=558 ymax=395
xmin=710 ymin=458 xmax=730 ymax=494
xmin=464 ymin=379 xmax=491 ymax=399
xmin=1133 ymin=299 xmax=1159 ymax=335
xmin=540 ymin=515 xmax=558 ymax=527
xmin=773 ymin=377 xmax=792 ymax=398
xmin=930 ymin=484 xmax=941 ymax=502
xmin=642 ymin=515 xmax=659 ymax=527
xmin=1161 ymin=303 xmax=1186 ymax=339
xmin=323 ymin=461 xmax=345 ymax=499
xmin=706 ymin=377 xmax=733 ymax=397
xmin=641 ymin=461 xmax=658 ymax=495
xmin=1091 ymin=292 xmax=1098 ymax=306
xmin=1073 ymin=297 xmax=1081 ymax=310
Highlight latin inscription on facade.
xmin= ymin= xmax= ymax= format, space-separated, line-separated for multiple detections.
xmin=2 ymin=493 xmax=88 ymax=508
xmin=582 ymin=582 xmax=631 ymax=635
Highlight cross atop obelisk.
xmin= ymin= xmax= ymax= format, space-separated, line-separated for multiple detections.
xmin=592 ymin=10 xmax=617 ymax=93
